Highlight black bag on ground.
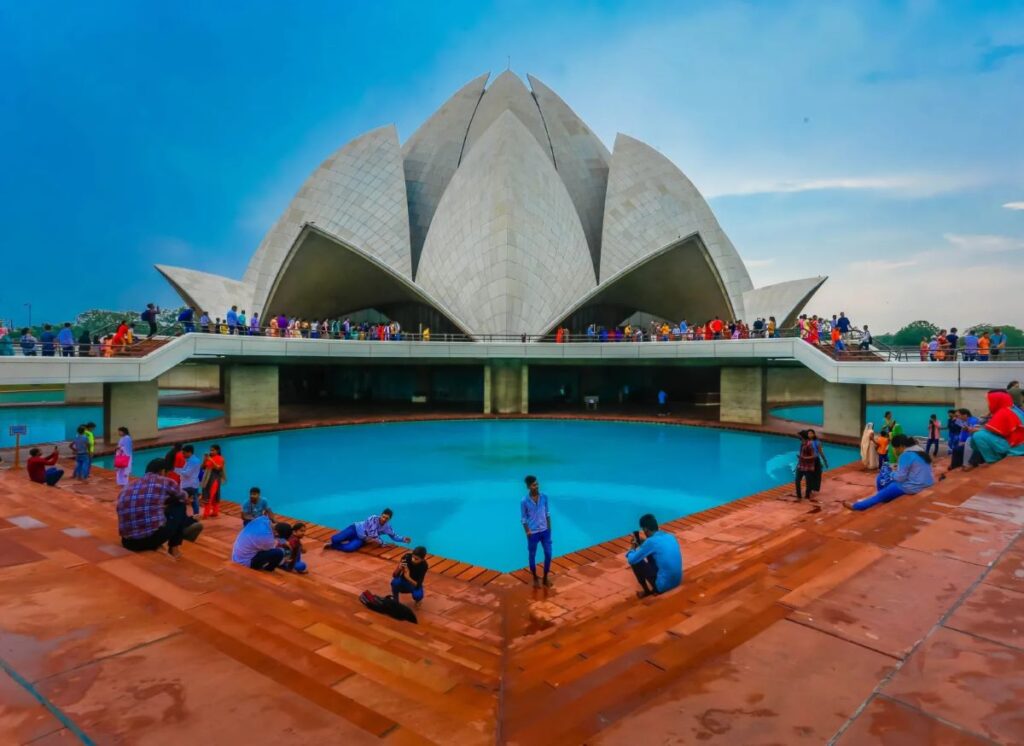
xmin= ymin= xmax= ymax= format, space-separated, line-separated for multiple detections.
xmin=359 ymin=590 xmax=417 ymax=624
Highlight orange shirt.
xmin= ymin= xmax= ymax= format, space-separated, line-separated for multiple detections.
xmin=979 ymin=337 xmax=990 ymax=353
xmin=876 ymin=436 xmax=889 ymax=455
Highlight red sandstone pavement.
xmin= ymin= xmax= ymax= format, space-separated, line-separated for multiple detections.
xmin=0 ymin=417 xmax=1021 ymax=744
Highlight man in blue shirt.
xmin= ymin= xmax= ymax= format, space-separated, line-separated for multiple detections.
xmin=521 ymin=475 xmax=552 ymax=588
xmin=657 ymin=389 xmax=668 ymax=416
xmin=626 ymin=514 xmax=682 ymax=598
xmin=990 ymin=328 xmax=1007 ymax=358
xmin=40 ymin=324 xmax=57 ymax=356
xmin=962 ymin=329 xmax=979 ymax=361
xmin=57 ymin=322 xmax=75 ymax=356
xmin=836 ymin=312 xmax=851 ymax=336
xmin=226 ymin=306 xmax=239 ymax=334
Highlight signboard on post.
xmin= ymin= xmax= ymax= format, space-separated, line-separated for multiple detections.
xmin=8 ymin=425 xmax=28 ymax=468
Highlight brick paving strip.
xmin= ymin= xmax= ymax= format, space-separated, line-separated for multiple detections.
xmin=0 ymin=418 xmax=1020 ymax=744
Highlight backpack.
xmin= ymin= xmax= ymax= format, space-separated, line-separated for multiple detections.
xmin=358 ymin=590 xmax=417 ymax=623
xmin=141 ymin=308 xmax=153 ymax=322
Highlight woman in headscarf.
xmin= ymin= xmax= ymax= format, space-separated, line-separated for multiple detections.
xmin=844 ymin=435 xmax=934 ymax=511
xmin=966 ymin=390 xmax=1024 ymax=468
xmin=860 ymin=422 xmax=879 ymax=470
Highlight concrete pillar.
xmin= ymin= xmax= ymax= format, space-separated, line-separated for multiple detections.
xmin=822 ymin=382 xmax=866 ymax=438
xmin=103 ymin=381 xmax=159 ymax=444
xmin=225 ymin=365 xmax=279 ymax=427
xmin=954 ymin=388 xmax=989 ymax=415
xmin=65 ymin=383 xmax=103 ymax=403
xmin=157 ymin=362 xmax=221 ymax=391
xmin=483 ymin=365 xmax=492 ymax=414
xmin=485 ymin=361 xmax=528 ymax=414
xmin=720 ymin=367 xmax=766 ymax=425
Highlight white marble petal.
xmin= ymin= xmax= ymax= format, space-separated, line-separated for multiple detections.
xmin=403 ymin=73 xmax=489 ymax=277
xmin=528 ymin=74 xmax=611 ymax=277
xmin=244 ymin=124 xmax=412 ymax=311
xmin=600 ymin=133 xmax=753 ymax=317
xmin=743 ymin=276 xmax=828 ymax=327
xmin=155 ymin=265 xmax=254 ymax=318
xmin=416 ymin=110 xmax=595 ymax=336
xmin=461 ymin=71 xmax=553 ymax=165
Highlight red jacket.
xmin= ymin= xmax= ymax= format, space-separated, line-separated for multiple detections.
xmin=27 ymin=451 xmax=59 ymax=483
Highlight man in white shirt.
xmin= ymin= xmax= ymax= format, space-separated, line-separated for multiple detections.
xmin=175 ymin=445 xmax=203 ymax=515
xmin=231 ymin=516 xmax=292 ymax=571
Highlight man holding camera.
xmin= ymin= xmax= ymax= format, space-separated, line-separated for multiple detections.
xmin=626 ymin=513 xmax=682 ymax=599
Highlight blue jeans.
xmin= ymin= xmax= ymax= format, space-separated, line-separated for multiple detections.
xmin=329 ymin=524 xmax=364 ymax=552
xmin=925 ymin=438 xmax=940 ymax=457
xmin=44 ymin=467 xmax=63 ymax=486
xmin=852 ymin=482 xmax=907 ymax=511
xmin=73 ymin=454 xmax=91 ymax=479
xmin=391 ymin=577 xmax=424 ymax=602
xmin=527 ymin=528 xmax=552 ymax=577
xmin=184 ymin=487 xmax=200 ymax=515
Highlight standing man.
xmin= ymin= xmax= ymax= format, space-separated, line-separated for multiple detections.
xmin=836 ymin=312 xmax=851 ymax=338
xmin=657 ymin=389 xmax=668 ymax=416
xmin=178 ymin=307 xmax=195 ymax=333
xmin=176 ymin=444 xmax=202 ymax=515
xmin=142 ymin=303 xmax=160 ymax=339
xmin=991 ymin=328 xmax=1007 ymax=359
xmin=57 ymin=322 xmax=75 ymax=356
xmin=226 ymin=305 xmax=239 ymax=334
xmin=521 ymin=475 xmax=552 ymax=588
xmin=626 ymin=513 xmax=682 ymax=599
xmin=40 ymin=324 xmax=57 ymax=356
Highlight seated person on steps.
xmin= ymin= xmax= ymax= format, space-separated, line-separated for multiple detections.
xmin=626 ymin=513 xmax=682 ymax=599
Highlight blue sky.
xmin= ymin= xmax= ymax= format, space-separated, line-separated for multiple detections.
xmin=1 ymin=0 xmax=1021 ymax=332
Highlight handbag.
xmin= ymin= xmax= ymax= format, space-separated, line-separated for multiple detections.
xmin=113 ymin=452 xmax=130 ymax=469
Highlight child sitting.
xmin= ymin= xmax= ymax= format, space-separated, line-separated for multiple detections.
xmin=282 ymin=522 xmax=308 ymax=574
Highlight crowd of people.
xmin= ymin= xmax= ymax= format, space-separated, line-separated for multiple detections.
xmin=844 ymin=381 xmax=1024 ymax=511
xmin=917 ymin=327 xmax=1011 ymax=361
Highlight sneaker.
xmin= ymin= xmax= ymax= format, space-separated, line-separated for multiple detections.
xmin=532 ymin=576 xmax=541 ymax=589
xmin=543 ymin=576 xmax=553 ymax=588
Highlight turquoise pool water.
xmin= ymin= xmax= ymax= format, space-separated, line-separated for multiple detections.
xmin=0 ymin=405 xmax=221 ymax=447
xmin=0 ymin=390 xmax=65 ymax=404
xmin=0 ymin=388 xmax=200 ymax=404
xmin=772 ymin=403 xmax=951 ymax=437
xmin=98 ymin=419 xmax=858 ymax=572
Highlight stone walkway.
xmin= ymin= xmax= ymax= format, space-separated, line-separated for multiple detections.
xmin=0 ymin=444 xmax=1021 ymax=744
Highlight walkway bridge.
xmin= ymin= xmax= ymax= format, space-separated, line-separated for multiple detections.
xmin=2 ymin=335 xmax=1021 ymax=442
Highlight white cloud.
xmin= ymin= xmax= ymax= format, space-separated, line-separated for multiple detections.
xmin=847 ymin=258 xmax=918 ymax=271
xmin=809 ymin=247 xmax=1019 ymax=332
xmin=943 ymin=233 xmax=1024 ymax=252
xmin=710 ymin=173 xmax=979 ymax=199
xmin=744 ymin=258 xmax=776 ymax=268
xmin=1003 ymin=201 xmax=1024 ymax=210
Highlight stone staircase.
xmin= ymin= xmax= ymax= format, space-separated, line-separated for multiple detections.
xmin=2 ymin=456 xmax=1022 ymax=744
xmin=0 ymin=476 xmax=500 ymax=745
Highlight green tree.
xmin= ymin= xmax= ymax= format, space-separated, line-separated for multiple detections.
xmin=970 ymin=323 xmax=1024 ymax=347
xmin=887 ymin=320 xmax=940 ymax=347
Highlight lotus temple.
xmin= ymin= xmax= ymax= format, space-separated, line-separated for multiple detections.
xmin=3 ymin=72 xmax=1023 ymax=745
xmin=155 ymin=71 xmax=826 ymax=336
